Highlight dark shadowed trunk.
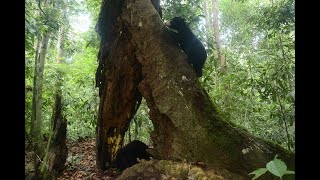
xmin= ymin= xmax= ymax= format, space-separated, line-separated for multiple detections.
xmin=41 ymin=93 xmax=68 ymax=179
xmin=95 ymin=0 xmax=152 ymax=171
xmin=95 ymin=0 xmax=162 ymax=171
xmin=95 ymin=0 xmax=294 ymax=179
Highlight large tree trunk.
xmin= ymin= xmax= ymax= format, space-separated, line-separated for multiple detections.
xmin=95 ymin=0 xmax=140 ymax=171
xmin=95 ymin=0 xmax=162 ymax=171
xmin=96 ymin=0 xmax=294 ymax=179
xmin=96 ymin=25 xmax=142 ymax=171
xmin=30 ymin=30 xmax=51 ymax=174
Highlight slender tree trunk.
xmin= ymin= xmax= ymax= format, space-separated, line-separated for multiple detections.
xmin=56 ymin=25 xmax=65 ymax=64
xmin=133 ymin=118 xmax=138 ymax=140
xmin=173 ymin=0 xmax=177 ymax=17
xmin=204 ymin=0 xmax=212 ymax=46
xmin=278 ymin=35 xmax=293 ymax=150
xmin=212 ymin=0 xmax=226 ymax=73
xmin=30 ymin=35 xmax=41 ymax=138
xmin=41 ymin=24 xmax=68 ymax=179
xmin=212 ymin=0 xmax=229 ymax=107
xmin=30 ymin=30 xmax=51 ymax=163
xmin=50 ymin=23 xmax=65 ymax=134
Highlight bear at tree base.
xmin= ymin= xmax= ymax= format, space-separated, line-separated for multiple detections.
xmin=115 ymin=140 xmax=152 ymax=171
xmin=165 ymin=17 xmax=207 ymax=77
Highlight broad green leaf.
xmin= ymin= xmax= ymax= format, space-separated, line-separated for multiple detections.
xmin=248 ymin=168 xmax=267 ymax=180
xmin=266 ymin=157 xmax=287 ymax=177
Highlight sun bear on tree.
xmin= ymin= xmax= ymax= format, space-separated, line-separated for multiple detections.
xmin=115 ymin=140 xmax=152 ymax=171
xmin=165 ymin=17 xmax=207 ymax=77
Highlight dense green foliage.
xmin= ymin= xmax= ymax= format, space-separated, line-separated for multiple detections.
xmin=206 ymin=0 xmax=295 ymax=151
xmin=25 ymin=0 xmax=295 ymax=151
xmin=25 ymin=0 xmax=100 ymax=141
xmin=124 ymin=100 xmax=154 ymax=145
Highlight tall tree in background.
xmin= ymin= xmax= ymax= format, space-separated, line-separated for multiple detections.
xmin=56 ymin=25 xmax=65 ymax=64
xmin=204 ymin=0 xmax=213 ymax=45
xmin=30 ymin=28 xmax=51 ymax=171
xmin=41 ymin=16 xmax=68 ymax=179
xmin=212 ymin=0 xmax=226 ymax=73
xmin=27 ymin=0 xmax=67 ymax=177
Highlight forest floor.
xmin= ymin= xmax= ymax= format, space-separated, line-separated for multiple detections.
xmin=25 ymin=138 xmax=121 ymax=180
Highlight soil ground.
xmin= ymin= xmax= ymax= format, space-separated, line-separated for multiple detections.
xmin=25 ymin=138 xmax=121 ymax=180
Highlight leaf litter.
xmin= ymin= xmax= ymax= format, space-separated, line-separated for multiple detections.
xmin=25 ymin=138 xmax=121 ymax=180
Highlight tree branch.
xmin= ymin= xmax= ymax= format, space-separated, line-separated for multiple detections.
xmin=38 ymin=0 xmax=46 ymax=15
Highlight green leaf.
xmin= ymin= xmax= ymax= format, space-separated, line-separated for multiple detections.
xmin=266 ymin=157 xmax=287 ymax=177
xmin=248 ymin=168 xmax=267 ymax=180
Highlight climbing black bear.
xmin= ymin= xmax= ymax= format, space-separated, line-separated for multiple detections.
xmin=165 ymin=17 xmax=207 ymax=77
xmin=115 ymin=140 xmax=152 ymax=171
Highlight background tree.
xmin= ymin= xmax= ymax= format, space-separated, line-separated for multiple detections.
xmin=28 ymin=0 xmax=56 ymax=174
xmin=25 ymin=0 xmax=99 ymax=178
xmin=212 ymin=0 xmax=226 ymax=73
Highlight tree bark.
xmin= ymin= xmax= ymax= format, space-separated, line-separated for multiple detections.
xmin=50 ymin=24 xmax=68 ymax=174
xmin=204 ymin=0 xmax=213 ymax=45
xmin=41 ymin=24 xmax=68 ymax=179
xmin=56 ymin=25 xmax=65 ymax=63
xmin=95 ymin=0 xmax=161 ymax=171
xmin=95 ymin=26 xmax=143 ymax=170
xmin=120 ymin=0 xmax=294 ymax=178
xmin=212 ymin=0 xmax=226 ymax=73
xmin=30 ymin=30 xmax=51 ymax=171
xmin=30 ymin=34 xmax=42 ymax=145
xmin=41 ymin=93 xmax=68 ymax=179
xmin=96 ymin=0 xmax=294 ymax=179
